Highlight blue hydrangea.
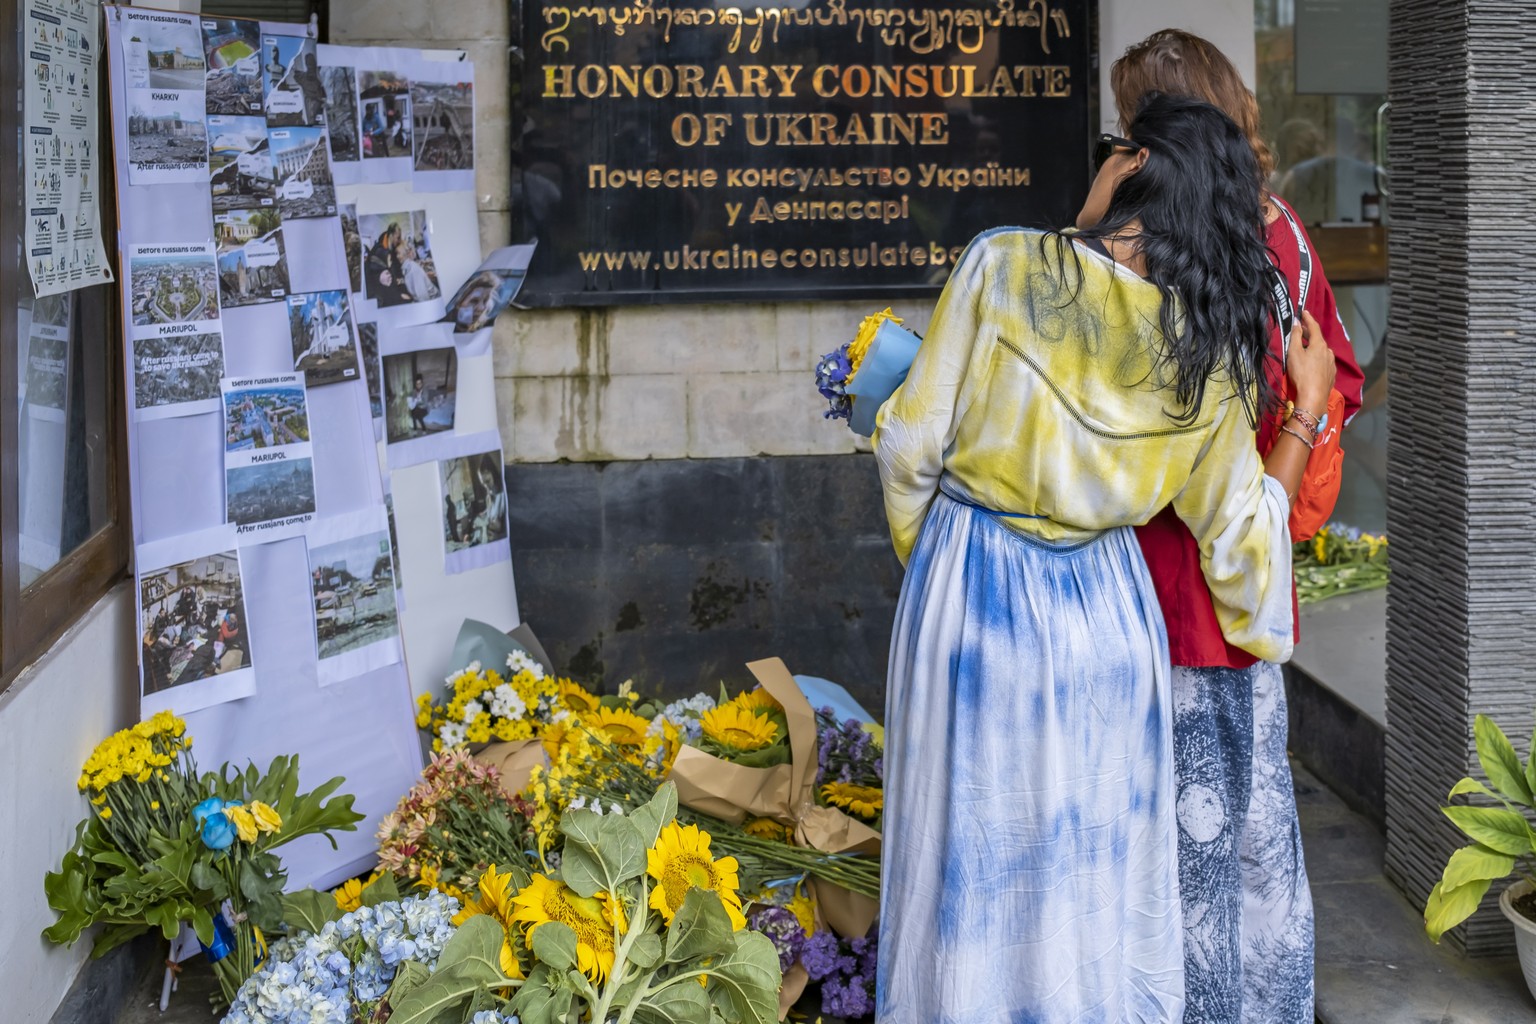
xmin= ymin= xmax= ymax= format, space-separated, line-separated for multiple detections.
xmin=222 ymin=892 xmax=462 ymax=1024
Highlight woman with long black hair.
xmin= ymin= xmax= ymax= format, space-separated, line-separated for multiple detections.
xmin=872 ymin=93 xmax=1335 ymax=1022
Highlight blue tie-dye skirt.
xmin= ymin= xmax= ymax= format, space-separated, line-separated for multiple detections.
xmin=877 ymin=492 xmax=1185 ymax=1024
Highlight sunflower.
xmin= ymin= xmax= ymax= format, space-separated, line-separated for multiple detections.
xmin=820 ymin=781 xmax=883 ymax=819
xmin=331 ymin=869 xmax=383 ymax=913
xmin=700 ymin=705 xmax=779 ymax=752
xmin=510 ymin=874 xmax=625 ymax=982
xmin=728 ymin=687 xmax=782 ymax=715
xmin=558 ymin=679 xmax=600 ymax=713
xmin=589 ymin=706 xmax=651 ymax=747
xmin=454 ymin=864 xmax=525 ymax=979
xmin=540 ymin=716 xmax=576 ymax=761
xmin=647 ymin=823 xmax=747 ymax=931
xmin=742 ymin=816 xmax=789 ymax=842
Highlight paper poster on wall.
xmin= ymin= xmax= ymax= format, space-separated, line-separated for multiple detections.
xmin=410 ymin=71 xmax=474 ymax=193
xmin=222 ymin=373 xmax=317 ymax=540
xmin=122 ymin=9 xmax=206 ymax=90
xmin=339 ymin=203 xmax=363 ymax=294
xmin=307 ymin=506 xmax=403 ymax=686
xmin=357 ymin=320 xmax=383 ymax=437
xmin=269 ymin=125 xmax=337 ymax=218
xmin=442 ymin=243 xmax=536 ymax=352
xmin=380 ymin=328 xmax=458 ymax=468
xmin=127 ymin=89 xmax=208 ymax=184
xmin=24 ymin=318 xmax=69 ymax=422
xmin=128 ymin=242 xmax=226 ymax=419
xmin=288 ymin=289 xmax=360 ymax=387
xmin=208 ymin=114 xmax=275 ymax=212
xmin=202 ymin=17 xmax=263 ymax=115
xmin=321 ymin=66 xmax=360 ymax=163
xmin=216 ymin=207 xmax=289 ymax=307
xmin=262 ymin=33 xmax=325 ymax=127
xmin=358 ymin=67 xmax=412 ymax=181
xmin=437 ymin=433 xmax=510 ymax=575
xmin=138 ymin=526 xmax=257 ymax=716
xmin=24 ymin=0 xmax=114 ymax=297
xmin=359 ymin=209 xmax=442 ymax=320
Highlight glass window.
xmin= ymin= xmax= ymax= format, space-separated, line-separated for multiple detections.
xmin=3 ymin=0 xmax=129 ymax=690
xmin=1257 ymin=0 xmax=1390 ymax=534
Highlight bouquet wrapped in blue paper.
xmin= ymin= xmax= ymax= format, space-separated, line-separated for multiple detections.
xmin=814 ymin=308 xmax=923 ymax=437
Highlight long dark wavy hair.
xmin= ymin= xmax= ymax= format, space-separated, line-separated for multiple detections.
xmin=1065 ymin=92 xmax=1278 ymax=426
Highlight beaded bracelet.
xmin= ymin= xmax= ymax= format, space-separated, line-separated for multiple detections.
xmin=1290 ymin=406 xmax=1322 ymax=436
xmin=1280 ymin=424 xmax=1315 ymax=450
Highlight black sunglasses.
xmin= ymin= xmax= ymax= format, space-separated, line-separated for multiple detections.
xmin=1093 ymin=133 xmax=1140 ymax=173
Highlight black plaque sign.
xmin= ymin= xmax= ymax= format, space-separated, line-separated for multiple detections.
xmin=513 ymin=0 xmax=1097 ymax=306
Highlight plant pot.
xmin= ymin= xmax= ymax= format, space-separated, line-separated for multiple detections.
xmin=1497 ymin=879 xmax=1536 ymax=1001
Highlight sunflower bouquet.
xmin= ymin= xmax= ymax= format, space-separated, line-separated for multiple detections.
xmin=1294 ymin=521 xmax=1389 ymax=605
xmin=43 ymin=711 xmax=364 ymax=1009
xmin=814 ymin=709 xmax=884 ymax=829
xmin=814 ymin=307 xmax=923 ymax=436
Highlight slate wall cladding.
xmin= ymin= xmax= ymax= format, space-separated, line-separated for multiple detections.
xmin=505 ymin=455 xmax=903 ymax=717
xmin=1383 ymin=0 xmax=1536 ymax=955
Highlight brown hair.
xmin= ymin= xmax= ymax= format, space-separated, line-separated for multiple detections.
xmin=1111 ymin=29 xmax=1275 ymax=183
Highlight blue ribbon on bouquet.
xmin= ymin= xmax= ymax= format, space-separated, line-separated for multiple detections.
xmin=846 ymin=320 xmax=923 ymax=437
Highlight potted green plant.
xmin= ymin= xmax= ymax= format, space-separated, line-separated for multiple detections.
xmin=1423 ymin=713 xmax=1536 ymax=997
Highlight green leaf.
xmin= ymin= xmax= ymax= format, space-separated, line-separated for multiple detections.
xmin=530 ymin=921 xmax=578 ymax=973
xmin=509 ymin=964 xmax=576 ymax=1024
xmin=191 ymin=907 xmax=216 ymax=947
xmin=376 ymin=960 xmax=486 ymax=1024
xmin=360 ymin=871 xmax=400 ymax=907
xmin=700 ymin=931 xmax=781 ymax=1024
xmin=665 ymin=888 xmax=734 ymax=965
xmin=280 ymin=889 xmax=343 ymax=936
xmin=1474 ymin=715 xmax=1534 ymax=805
xmin=238 ymin=858 xmax=271 ymax=902
xmin=383 ymin=958 xmax=432 ymax=1007
xmin=636 ymin=975 xmax=712 ymax=1024
xmin=1440 ymin=844 xmax=1517 ymax=891
xmin=1441 ymin=805 xmax=1536 ymax=856
xmin=629 ymin=932 xmax=664 ymax=971
xmin=559 ymin=808 xmax=645 ymax=896
xmin=1526 ymin=718 xmax=1536 ymax=798
xmin=91 ymin=921 xmax=151 ymax=958
xmin=1425 ymin=878 xmax=1493 ymax=942
xmin=1448 ymin=777 xmax=1502 ymax=802
xmin=188 ymin=859 xmax=222 ymax=895
xmin=629 ymin=783 xmax=679 ymax=849
xmin=432 ymin=914 xmax=507 ymax=983
xmin=558 ymin=844 xmax=606 ymax=900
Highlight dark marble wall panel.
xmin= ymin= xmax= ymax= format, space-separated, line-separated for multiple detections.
xmin=505 ymin=455 xmax=903 ymax=718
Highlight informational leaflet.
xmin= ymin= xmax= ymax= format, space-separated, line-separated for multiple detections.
xmin=306 ymin=506 xmax=403 ymax=686
xmin=121 ymin=9 xmax=209 ymax=185
xmin=137 ymin=525 xmax=258 ymax=715
xmin=127 ymin=242 xmax=226 ymax=420
xmin=24 ymin=0 xmax=113 ymax=297
xmin=222 ymin=372 xmax=316 ymax=540
xmin=436 ymin=431 xmax=510 ymax=575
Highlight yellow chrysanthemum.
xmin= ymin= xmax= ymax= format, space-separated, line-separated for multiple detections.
xmin=820 ymin=781 xmax=883 ymax=819
xmin=700 ymin=704 xmax=779 ymax=752
xmin=510 ymin=874 xmax=624 ymax=981
xmin=742 ymin=816 xmax=789 ymax=842
xmin=728 ymin=687 xmax=782 ymax=715
xmin=589 ymin=706 xmax=651 ymax=747
xmin=558 ymin=679 xmax=600 ymax=713
xmin=647 ymin=823 xmax=747 ymax=930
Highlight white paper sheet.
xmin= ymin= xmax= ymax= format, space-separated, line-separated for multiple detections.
xmin=24 ymin=0 xmax=114 ymax=296
xmin=138 ymin=524 xmax=258 ymax=715
xmin=435 ymin=431 xmax=511 ymax=575
xmin=307 ymin=506 xmax=403 ymax=686
xmin=127 ymin=241 xmax=226 ymax=420
xmin=222 ymin=372 xmax=316 ymax=540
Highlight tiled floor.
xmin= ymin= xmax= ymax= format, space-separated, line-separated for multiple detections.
xmin=1297 ymin=762 xmax=1536 ymax=1023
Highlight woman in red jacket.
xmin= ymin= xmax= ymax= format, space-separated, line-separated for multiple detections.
xmin=1112 ymin=30 xmax=1366 ymax=1024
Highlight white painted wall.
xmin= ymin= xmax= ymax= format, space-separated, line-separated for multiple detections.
xmin=0 ymin=585 xmax=137 ymax=1024
xmin=1099 ymin=0 xmax=1258 ymax=131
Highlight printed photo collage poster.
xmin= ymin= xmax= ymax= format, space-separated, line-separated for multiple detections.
xmin=103 ymin=7 xmax=505 ymax=888
xmin=24 ymin=0 xmax=115 ymax=297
